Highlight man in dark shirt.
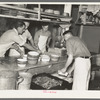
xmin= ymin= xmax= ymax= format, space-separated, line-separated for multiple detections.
xmin=58 ymin=30 xmax=91 ymax=90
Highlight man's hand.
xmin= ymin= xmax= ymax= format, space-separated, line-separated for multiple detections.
xmin=11 ymin=43 xmax=24 ymax=58
xmin=20 ymin=51 xmax=24 ymax=58
xmin=59 ymin=67 xmax=67 ymax=73
xmin=37 ymin=49 xmax=42 ymax=54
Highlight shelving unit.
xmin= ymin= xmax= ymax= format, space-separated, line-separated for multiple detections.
xmin=0 ymin=4 xmax=72 ymax=24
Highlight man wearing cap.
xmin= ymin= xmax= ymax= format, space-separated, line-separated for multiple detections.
xmin=58 ymin=30 xmax=91 ymax=90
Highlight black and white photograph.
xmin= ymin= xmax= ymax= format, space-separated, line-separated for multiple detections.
xmin=0 ymin=2 xmax=100 ymax=98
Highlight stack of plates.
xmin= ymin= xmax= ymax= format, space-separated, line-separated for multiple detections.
xmin=44 ymin=9 xmax=54 ymax=14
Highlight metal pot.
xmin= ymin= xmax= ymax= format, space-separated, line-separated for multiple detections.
xmin=0 ymin=70 xmax=23 ymax=90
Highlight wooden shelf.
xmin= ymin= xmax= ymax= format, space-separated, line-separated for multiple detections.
xmin=0 ymin=4 xmax=72 ymax=24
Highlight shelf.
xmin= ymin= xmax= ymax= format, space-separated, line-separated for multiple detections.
xmin=41 ymin=12 xmax=70 ymax=19
xmin=0 ymin=4 xmax=38 ymax=14
xmin=0 ymin=4 xmax=72 ymax=24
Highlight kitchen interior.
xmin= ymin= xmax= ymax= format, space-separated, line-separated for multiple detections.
xmin=0 ymin=3 xmax=100 ymax=90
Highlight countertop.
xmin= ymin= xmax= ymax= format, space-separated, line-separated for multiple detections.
xmin=0 ymin=56 xmax=67 ymax=74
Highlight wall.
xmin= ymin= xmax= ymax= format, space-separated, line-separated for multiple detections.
xmin=82 ymin=25 xmax=100 ymax=53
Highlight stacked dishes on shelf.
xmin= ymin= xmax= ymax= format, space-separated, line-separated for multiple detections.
xmin=33 ymin=7 xmax=43 ymax=12
xmin=54 ymin=10 xmax=60 ymax=15
xmin=44 ymin=9 xmax=54 ymax=14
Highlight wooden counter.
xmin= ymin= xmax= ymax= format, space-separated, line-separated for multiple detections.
xmin=0 ymin=56 xmax=67 ymax=75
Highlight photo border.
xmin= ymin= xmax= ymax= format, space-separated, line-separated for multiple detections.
xmin=0 ymin=0 xmax=99 ymax=99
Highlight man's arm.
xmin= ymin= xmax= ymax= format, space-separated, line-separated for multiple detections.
xmin=11 ymin=43 xmax=24 ymax=58
xmin=23 ymin=43 xmax=42 ymax=54
xmin=29 ymin=38 xmax=39 ymax=50
xmin=23 ymin=43 xmax=37 ymax=51
xmin=61 ymin=54 xmax=73 ymax=73
xmin=34 ymin=31 xmax=39 ymax=47
xmin=46 ymin=32 xmax=51 ymax=48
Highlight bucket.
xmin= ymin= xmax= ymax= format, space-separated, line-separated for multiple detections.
xmin=0 ymin=70 xmax=18 ymax=90
xmin=27 ymin=51 xmax=39 ymax=65
xmin=18 ymin=72 xmax=33 ymax=90
xmin=27 ymin=56 xmax=38 ymax=65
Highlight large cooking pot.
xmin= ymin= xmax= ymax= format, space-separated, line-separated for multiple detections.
xmin=0 ymin=70 xmax=23 ymax=90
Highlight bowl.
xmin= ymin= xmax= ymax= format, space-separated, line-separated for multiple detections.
xmin=51 ymin=54 xmax=60 ymax=61
xmin=28 ymin=51 xmax=39 ymax=58
xmin=41 ymin=55 xmax=50 ymax=62
xmin=17 ymin=58 xmax=27 ymax=68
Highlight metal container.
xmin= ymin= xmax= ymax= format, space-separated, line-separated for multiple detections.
xmin=18 ymin=72 xmax=32 ymax=90
xmin=0 ymin=70 xmax=18 ymax=90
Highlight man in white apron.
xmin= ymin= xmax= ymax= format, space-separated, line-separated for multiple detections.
xmin=34 ymin=23 xmax=51 ymax=53
xmin=9 ymin=21 xmax=37 ymax=57
xmin=58 ymin=30 xmax=91 ymax=90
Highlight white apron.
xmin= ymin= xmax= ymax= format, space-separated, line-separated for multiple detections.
xmin=38 ymin=35 xmax=48 ymax=53
xmin=72 ymin=57 xmax=91 ymax=90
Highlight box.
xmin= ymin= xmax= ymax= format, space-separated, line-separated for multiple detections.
xmin=30 ymin=73 xmax=72 ymax=90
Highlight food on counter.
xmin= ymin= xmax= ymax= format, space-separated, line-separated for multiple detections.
xmin=32 ymin=76 xmax=63 ymax=89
